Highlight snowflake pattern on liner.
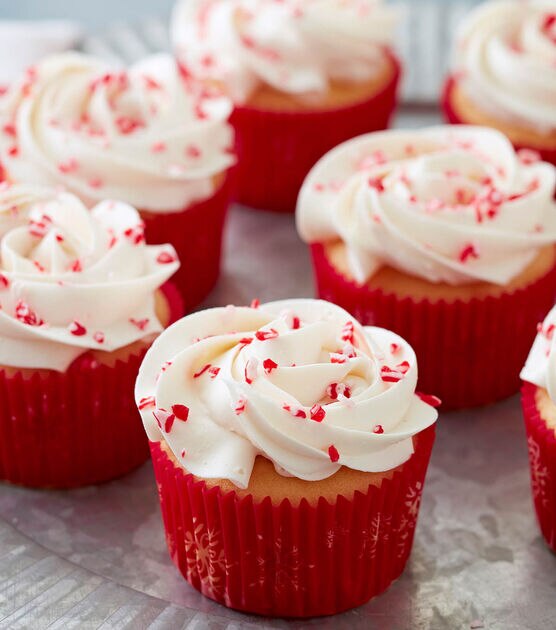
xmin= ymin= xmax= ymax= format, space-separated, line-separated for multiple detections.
xmin=183 ymin=517 xmax=231 ymax=599
xmin=527 ymin=436 xmax=549 ymax=508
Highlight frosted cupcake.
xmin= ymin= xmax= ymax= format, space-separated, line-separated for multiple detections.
xmin=171 ymin=0 xmax=402 ymax=213
xmin=0 ymin=183 xmax=181 ymax=488
xmin=521 ymin=305 xmax=556 ymax=552
xmin=136 ymin=298 xmax=438 ymax=617
xmin=297 ymin=126 xmax=556 ymax=409
xmin=0 ymin=52 xmax=236 ymax=309
xmin=443 ymin=0 xmax=556 ymax=166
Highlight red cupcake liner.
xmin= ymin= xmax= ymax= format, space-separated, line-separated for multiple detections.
xmin=149 ymin=424 xmax=435 ymax=618
xmin=442 ymin=76 xmax=556 ymax=168
xmin=310 ymin=244 xmax=556 ymax=410
xmin=141 ymin=170 xmax=234 ymax=312
xmin=230 ymin=54 xmax=401 ymax=214
xmin=521 ymin=383 xmax=556 ymax=553
xmin=0 ymin=282 xmax=183 ymax=489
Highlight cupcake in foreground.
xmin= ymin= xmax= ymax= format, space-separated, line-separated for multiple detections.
xmin=442 ymin=0 xmax=556 ymax=166
xmin=0 ymin=183 xmax=181 ymax=488
xmin=297 ymin=126 xmax=556 ymax=409
xmin=521 ymin=306 xmax=556 ymax=552
xmin=135 ymin=298 xmax=438 ymax=617
xmin=0 ymin=52 xmax=236 ymax=309
xmin=171 ymin=0 xmax=402 ymax=213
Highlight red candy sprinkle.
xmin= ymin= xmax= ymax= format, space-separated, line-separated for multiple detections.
xmin=416 ymin=392 xmax=442 ymax=408
xmin=310 ymin=404 xmax=326 ymax=422
xmin=283 ymin=404 xmax=307 ymax=419
xmin=255 ymin=328 xmax=278 ymax=341
xmin=7 ymin=145 xmax=19 ymax=157
xmin=0 ymin=273 xmax=9 ymax=289
xmin=459 ymin=243 xmax=479 ymax=263
xmin=115 ymin=116 xmax=144 ymax=135
xmin=58 ymin=158 xmax=79 ymax=174
xmin=328 ymin=445 xmax=340 ymax=463
xmin=185 ymin=145 xmax=201 ymax=159
xmin=327 ymin=382 xmax=352 ymax=400
xmin=208 ymin=366 xmax=220 ymax=379
xmin=239 ymin=336 xmax=253 ymax=346
xmin=234 ymin=397 xmax=247 ymax=415
xmin=172 ymin=404 xmax=190 ymax=422
xmin=93 ymin=331 xmax=105 ymax=344
xmin=156 ymin=251 xmax=176 ymax=264
xmin=193 ymin=364 xmax=212 ymax=378
xmin=244 ymin=357 xmax=259 ymax=384
xmin=69 ymin=320 xmax=87 ymax=336
xmin=390 ymin=343 xmax=400 ymax=355
xmin=250 ymin=298 xmax=260 ymax=309
xmin=368 ymin=177 xmax=385 ymax=192
xmin=263 ymin=358 xmax=278 ymax=374
xmin=341 ymin=321 xmax=355 ymax=344
xmin=130 ymin=318 xmax=149 ymax=331
xmin=138 ymin=396 xmax=155 ymax=410
xmin=373 ymin=424 xmax=384 ymax=434
xmin=164 ymin=413 xmax=176 ymax=433
xmin=330 ymin=353 xmax=347 ymax=364
xmin=15 ymin=301 xmax=43 ymax=326
xmin=151 ymin=141 xmax=167 ymax=153
xmin=291 ymin=315 xmax=300 ymax=330
xmin=70 ymin=259 xmax=82 ymax=273
xmin=381 ymin=361 xmax=410 ymax=383
xmin=123 ymin=224 xmax=145 ymax=245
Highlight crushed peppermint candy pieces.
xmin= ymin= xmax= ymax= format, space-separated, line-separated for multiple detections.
xmin=328 ymin=445 xmax=340 ymax=463
xmin=381 ymin=361 xmax=410 ymax=383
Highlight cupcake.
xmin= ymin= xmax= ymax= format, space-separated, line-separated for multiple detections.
xmin=171 ymin=0 xmax=402 ymax=213
xmin=443 ymin=0 xmax=556 ymax=167
xmin=135 ymin=298 xmax=438 ymax=617
xmin=521 ymin=305 xmax=556 ymax=552
xmin=0 ymin=52 xmax=236 ymax=309
xmin=297 ymin=125 xmax=556 ymax=409
xmin=0 ymin=183 xmax=181 ymax=488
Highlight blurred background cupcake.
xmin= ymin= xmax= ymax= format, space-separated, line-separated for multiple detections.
xmin=443 ymin=0 xmax=556 ymax=167
xmin=297 ymin=125 xmax=556 ymax=409
xmin=0 ymin=183 xmax=181 ymax=488
xmin=0 ymin=52 xmax=236 ymax=310
xmin=171 ymin=0 xmax=402 ymax=213
xmin=521 ymin=305 xmax=556 ymax=552
xmin=136 ymin=298 xmax=439 ymax=617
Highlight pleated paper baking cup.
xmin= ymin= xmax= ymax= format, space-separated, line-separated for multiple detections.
xmin=231 ymin=56 xmax=401 ymax=214
xmin=0 ymin=282 xmax=183 ymax=489
xmin=311 ymin=244 xmax=556 ymax=410
xmin=521 ymin=383 xmax=556 ymax=553
xmin=141 ymin=170 xmax=234 ymax=311
xmin=149 ymin=425 xmax=435 ymax=618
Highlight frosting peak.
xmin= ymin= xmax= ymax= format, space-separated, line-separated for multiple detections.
xmin=453 ymin=0 xmax=556 ymax=132
xmin=171 ymin=0 xmax=401 ymax=103
xmin=0 ymin=184 xmax=179 ymax=371
xmin=0 ymin=52 xmax=235 ymax=212
xmin=135 ymin=299 xmax=438 ymax=488
xmin=297 ymin=125 xmax=556 ymax=286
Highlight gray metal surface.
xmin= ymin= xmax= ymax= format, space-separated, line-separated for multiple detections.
xmin=1 ymin=108 xmax=556 ymax=629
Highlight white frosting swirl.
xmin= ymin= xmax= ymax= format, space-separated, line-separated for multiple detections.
xmin=453 ymin=0 xmax=556 ymax=132
xmin=521 ymin=304 xmax=556 ymax=402
xmin=0 ymin=52 xmax=235 ymax=212
xmin=135 ymin=299 xmax=438 ymax=489
xmin=0 ymin=184 xmax=179 ymax=371
xmin=171 ymin=0 xmax=401 ymax=103
xmin=297 ymin=126 xmax=556 ymax=286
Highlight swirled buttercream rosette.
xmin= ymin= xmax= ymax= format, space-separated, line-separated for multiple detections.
xmin=0 ymin=184 xmax=182 ymax=487
xmin=136 ymin=298 xmax=438 ymax=616
xmin=0 ymin=52 xmax=236 ymax=306
xmin=297 ymin=126 xmax=556 ymax=408
xmin=442 ymin=0 xmax=556 ymax=165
